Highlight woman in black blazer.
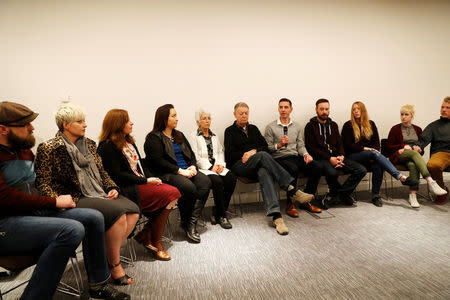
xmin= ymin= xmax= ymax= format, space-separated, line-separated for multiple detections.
xmin=98 ymin=109 xmax=180 ymax=260
xmin=144 ymin=104 xmax=211 ymax=243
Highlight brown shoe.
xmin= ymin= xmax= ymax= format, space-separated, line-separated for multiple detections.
xmin=286 ymin=203 xmax=299 ymax=218
xmin=291 ymin=190 xmax=314 ymax=204
xmin=272 ymin=218 xmax=289 ymax=235
xmin=435 ymin=187 xmax=448 ymax=205
xmin=301 ymin=202 xmax=322 ymax=213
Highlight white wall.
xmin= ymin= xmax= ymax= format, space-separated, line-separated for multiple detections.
xmin=1 ymin=0 xmax=449 ymax=157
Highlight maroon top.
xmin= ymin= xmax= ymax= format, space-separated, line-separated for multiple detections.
xmin=386 ymin=123 xmax=422 ymax=164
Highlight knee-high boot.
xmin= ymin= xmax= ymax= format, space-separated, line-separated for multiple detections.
xmin=186 ymin=199 xmax=204 ymax=243
xmin=150 ymin=208 xmax=172 ymax=261
xmin=134 ymin=223 xmax=158 ymax=252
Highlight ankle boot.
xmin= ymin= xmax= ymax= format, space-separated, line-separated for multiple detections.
xmin=151 ymin=209 xmax=172 ymax=261
xmin=185 ymin=199 xmax=204 ymax=243
xmin=134 ymin=224 xmax=157 ymax=253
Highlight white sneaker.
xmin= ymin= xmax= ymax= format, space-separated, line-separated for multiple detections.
xmin=408 ymin=194 xmax=420 ymax=208
xmin=428 ymin=180 xmax=447 ymax=196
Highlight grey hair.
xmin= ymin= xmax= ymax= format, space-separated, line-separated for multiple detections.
xmin=195 ymin=108 xmax=211 ymax=122
xmin=55 ymin=102 xmax=86 ymax=131
xmin=234 ymin=102 xmax=249 ymax=112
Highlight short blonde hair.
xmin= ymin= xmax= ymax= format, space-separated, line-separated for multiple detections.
xmin=55 ymin=102 xmax=86 ymax=131
xmin=444 ymin=97 xmax=450 ymax=103
xmin=400 ymin=104 xmax=415 ymax=117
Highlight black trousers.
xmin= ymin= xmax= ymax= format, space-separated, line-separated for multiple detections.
xmin=208 ymin=171 xmax=237 ymax=217
xmin=275 ymin=155 xmax=324 ymax=199
xmin=165 ymin=172 xmax=211 ymax=225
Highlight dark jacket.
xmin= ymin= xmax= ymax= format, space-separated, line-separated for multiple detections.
xmin=386 ymin=123 xmax=422 ymax=164
xmin=224 ymin=121 xmax=268 ymax=168
xmin=304 ymin=116 xmax=344 ymax=160
xmin=144 ymin=130 xmax=197 ymax=181
xmin=35 ymin=132 xmax=119 ymax=202
xmin=418 ymin=117 xmax=450 ymax=155
xmin=341 ymin=120 xmax=380 ymax=154
xmin=0 ymin=146 xmax=56 ymax=216
xmin=97 ymin=141 xmax=151 ymax=209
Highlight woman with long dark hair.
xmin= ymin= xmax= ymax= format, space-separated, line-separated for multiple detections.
xmin=98 ymin=109 xmax=180 ymax=260
xmin=144 ymin=104 xmax=211 ymax=243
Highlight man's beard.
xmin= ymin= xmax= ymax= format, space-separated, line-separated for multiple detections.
xmin=318 ymin=113 xmax=329 ymax=121
xmin=7 ymin=130 xmax=36 ymax=150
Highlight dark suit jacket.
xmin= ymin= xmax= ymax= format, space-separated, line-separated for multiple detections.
xmin=144 ymin=130 xmax=197 ymax=181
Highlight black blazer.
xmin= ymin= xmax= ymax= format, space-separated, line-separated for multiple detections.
xmin=144 ymin=130 xmax=197 ymax=181
xmin=97 ymin=140 xmax=151 ymax=210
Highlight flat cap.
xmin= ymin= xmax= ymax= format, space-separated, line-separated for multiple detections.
xmin=0 ymin=101 xmax=38 ymax=125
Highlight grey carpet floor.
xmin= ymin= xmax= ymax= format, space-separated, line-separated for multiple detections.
xmin=1 ymin=186 xmax=449 ymax=300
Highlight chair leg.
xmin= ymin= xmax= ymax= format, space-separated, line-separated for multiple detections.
xmin=56 ymin=255 xmax=83 ymax=297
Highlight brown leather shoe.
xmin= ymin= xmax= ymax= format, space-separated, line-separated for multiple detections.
xmin=286 ymin=203 xmax=299 ymax=218
xmin=301 ymin=202 xmax=322 ymax=213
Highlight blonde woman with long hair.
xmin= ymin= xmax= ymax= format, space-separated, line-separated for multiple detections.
xmin=341 ymin=101 xmax=414 ymax=207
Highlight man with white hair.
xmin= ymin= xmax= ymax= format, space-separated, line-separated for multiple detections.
xmin=224 ymin=102 xmax=314 ymax=235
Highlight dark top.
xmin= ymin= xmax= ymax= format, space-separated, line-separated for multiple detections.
xmin=97 ymin=141 xmax=152 ymax=208
xmin=418 ymin=117 xmax=450 ymax=155
xmin=144 ymin=130 xmax=197 ymax=181
xmin=224 ymin=121 xmax=268 ymax=168
xmin=386 ymin=123 xmax=423 ymax=164
xmin=0 ymin=146 xmax=56 ymax=216
xmin=341 ymin=120 xmax=380 ymax=154
xmin=304 ymin=116 xmax=344 ymax=160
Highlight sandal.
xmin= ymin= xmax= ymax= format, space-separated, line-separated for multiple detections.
xmin=109 ymin=262 xmax=134 ymax=286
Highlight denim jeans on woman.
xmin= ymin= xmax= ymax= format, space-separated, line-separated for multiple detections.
xmin=348 ymin=150 xmax=401 ymax=195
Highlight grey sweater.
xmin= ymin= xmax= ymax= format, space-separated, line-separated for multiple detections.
xmin=418 ymin=117 xmax=450 ymax=155
xmin=264 ymin=119 xmax=308 ymax=159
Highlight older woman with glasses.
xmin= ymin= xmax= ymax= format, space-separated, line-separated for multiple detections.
xmin=35 ymin=102 xmax=139 ymax=285
xmin=188 ymin=109 xmax=237 ymax=229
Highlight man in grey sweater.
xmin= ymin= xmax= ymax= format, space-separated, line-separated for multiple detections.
xmin=265 ymin=98 xmax=323 ymax=217
xmin=419 ymin=97 xmax=450 ymax=204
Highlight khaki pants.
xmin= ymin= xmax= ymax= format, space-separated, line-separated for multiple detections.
xmin=427 ymin=151 xmax=450 ymax=189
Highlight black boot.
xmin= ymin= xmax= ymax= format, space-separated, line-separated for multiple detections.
xmin=185 ymin=199 xmax=204 ymax=243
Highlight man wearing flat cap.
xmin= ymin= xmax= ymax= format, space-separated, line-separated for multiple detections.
xmin=0 ymin=101 xmax=129 ymax=299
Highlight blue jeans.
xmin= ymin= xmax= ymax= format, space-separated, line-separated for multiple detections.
xmin=231 ymin=151 xmax=295 ymax=216
xmin=35 ymin=208 xmax=111 ymax=287
xmin=348 ymin=150 xmax=401 ymax=195
xmin=0 ymin=215 xmax=84 ymax=300
xmin=318 ymin=157 xmax=367 ymax=196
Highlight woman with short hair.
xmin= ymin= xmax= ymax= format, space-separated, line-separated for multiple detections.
xmin=98 ymin=109 xmax=180 ymax=261
xmin=35 ymin=102 xmax=139 ymax=285
xmin=341 ymin=101 xmax=414 ymax=207
xmin=386 ymin=104 xmax=447 ymax=207
xmin=188 ymin=109 xmax=237 ymax=229
xmin=144 ymin=104 xmax=211 ymax=243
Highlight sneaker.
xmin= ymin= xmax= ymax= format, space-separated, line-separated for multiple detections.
xmin=272 ymin=218 xmax=289 ymax=235
xmin=408 ymin=194 xmax=420 ymax=208
xmin=89 ymin=284 xmax=130 ymax=300
xmin=428 ymin=180 xmax=447 ymax=196
xmin=290 ymin=190 xmax=314 ymax=204
xmin=372 ymin=195 xmax=383 ymax=207
xmin=218 ymin=217 xmax=232 ymax=229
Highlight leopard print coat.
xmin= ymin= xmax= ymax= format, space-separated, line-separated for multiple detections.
xmin=35 ymin=131 xmax=119 ymax=202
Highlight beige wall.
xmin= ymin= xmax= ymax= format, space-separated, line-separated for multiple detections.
xmin=1 ymin=0 xmax=449 ymax=157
